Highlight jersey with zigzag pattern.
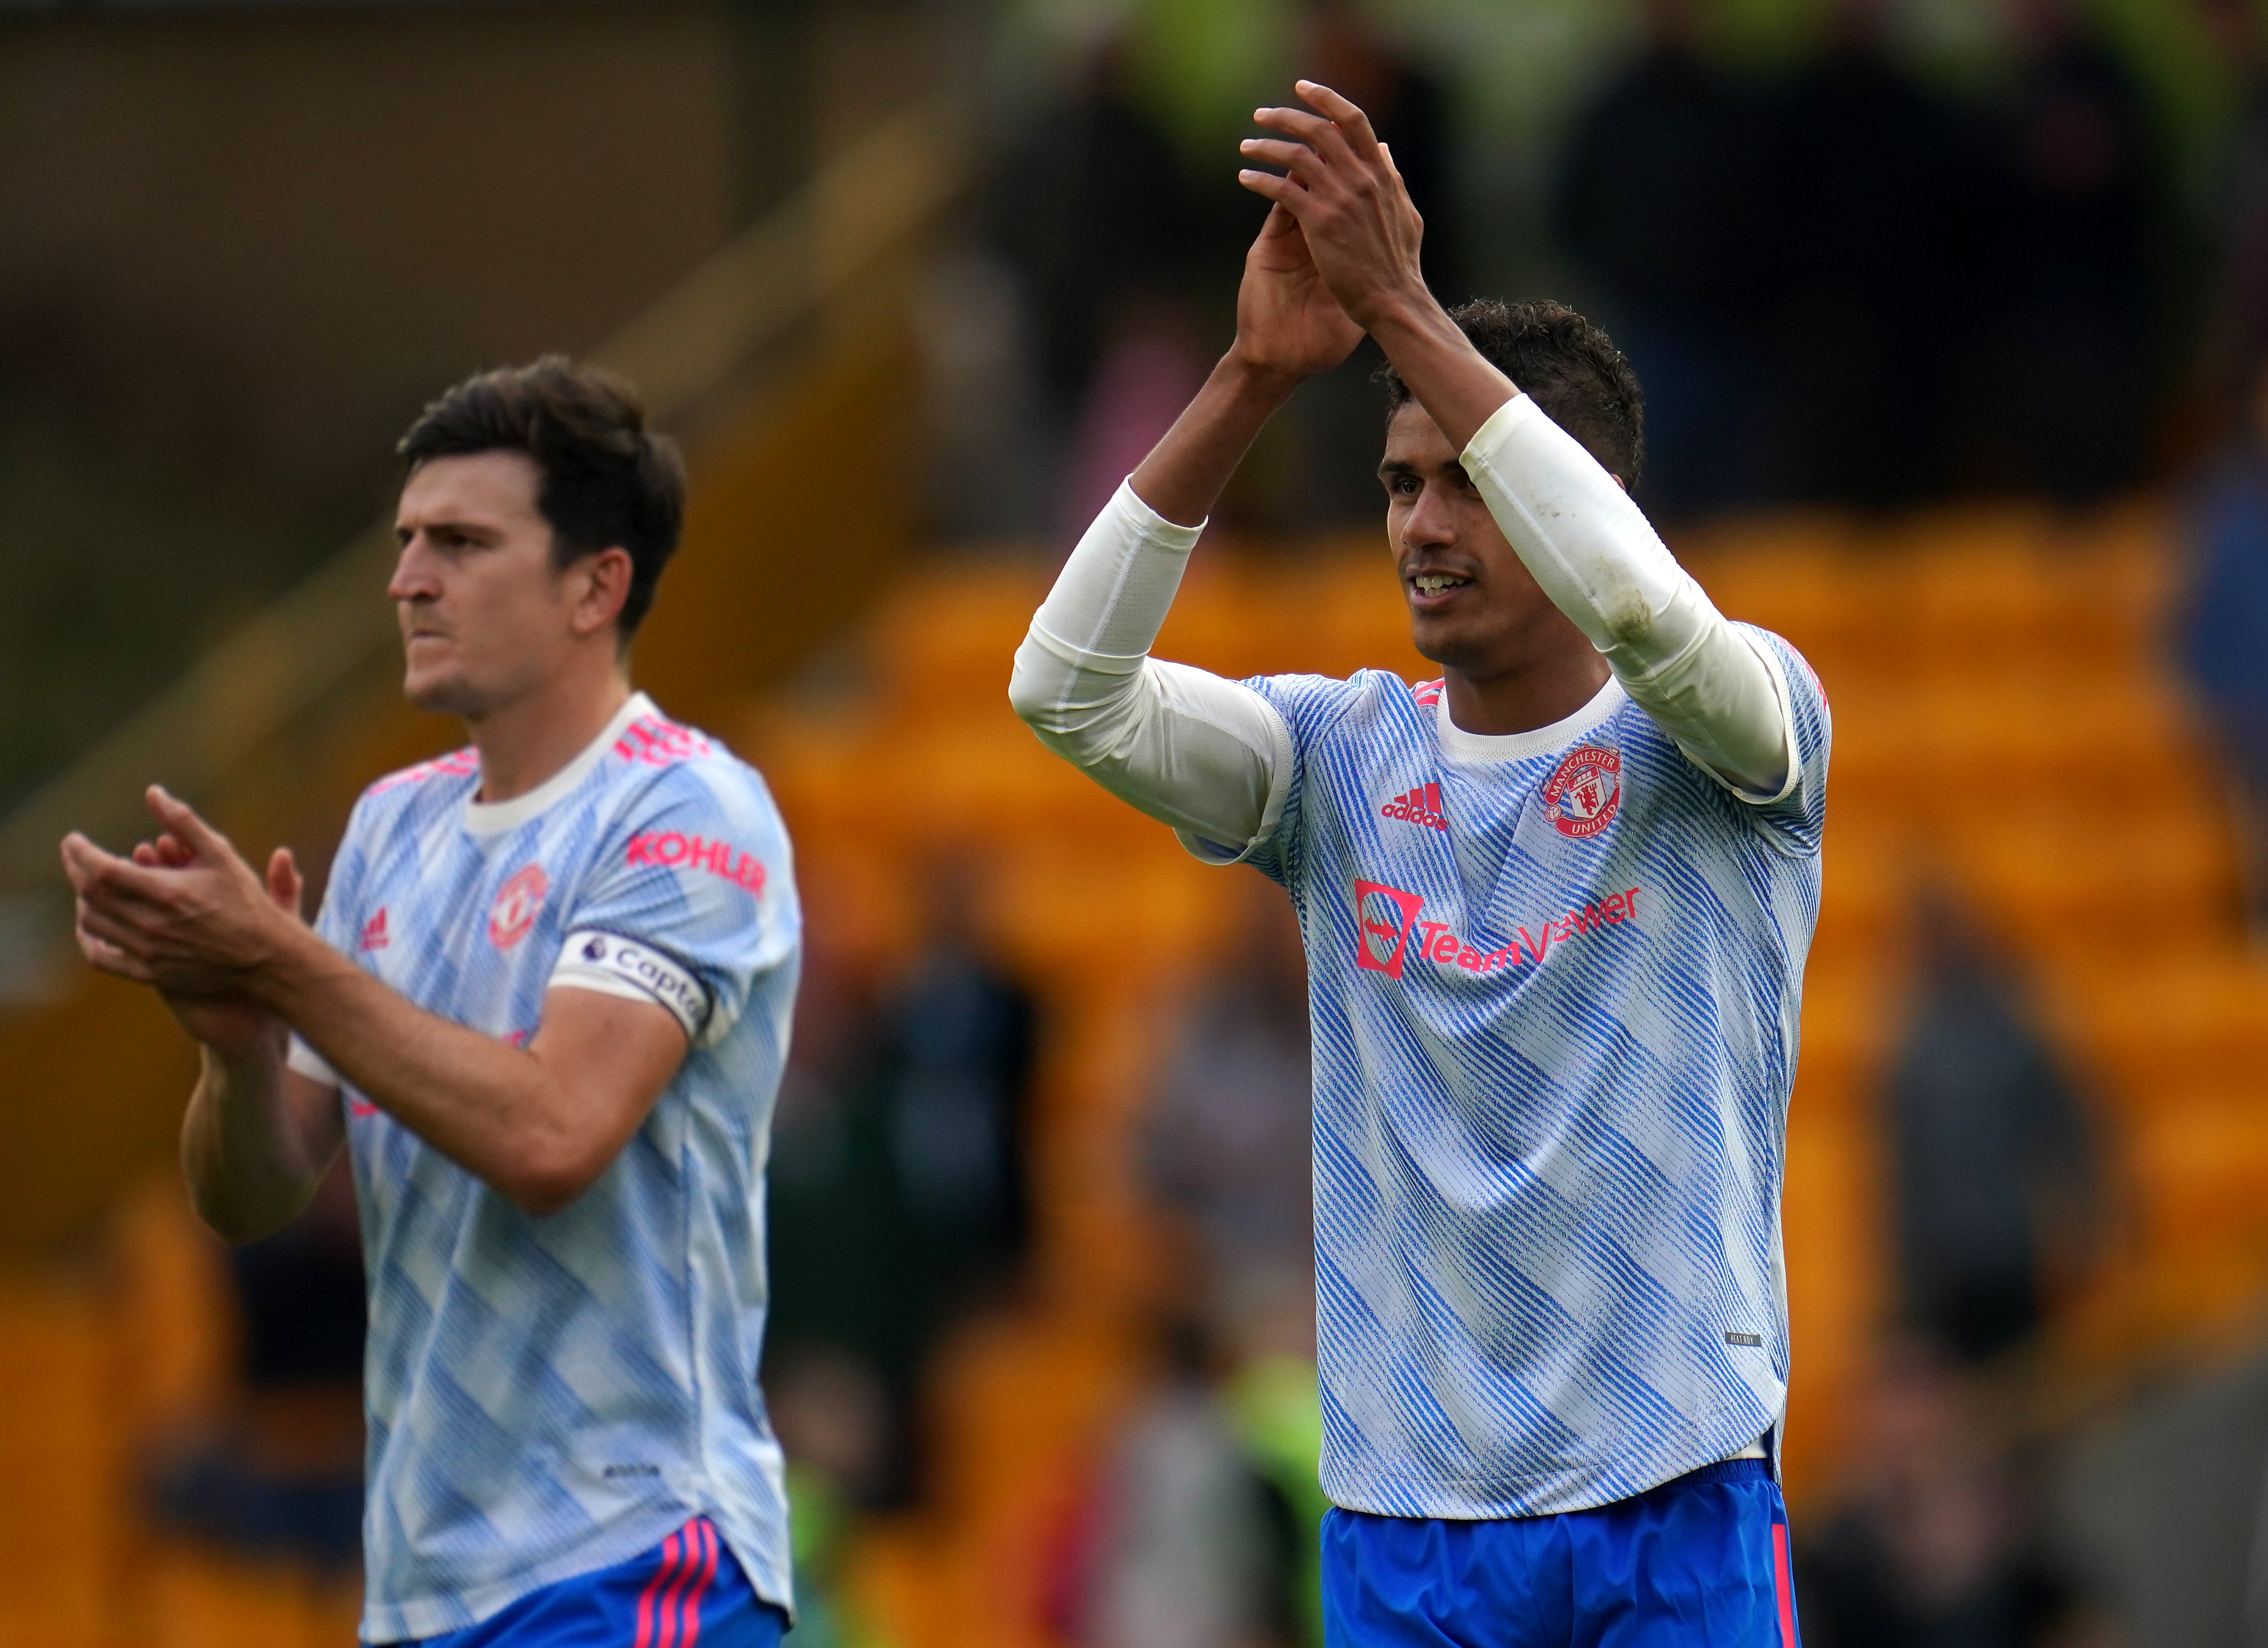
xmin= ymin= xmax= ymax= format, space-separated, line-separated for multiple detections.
xmin=1182 ymin=625 xmax=1828 ymax=1519
xmin=293 ymin=693 xmax=800 ymax=1640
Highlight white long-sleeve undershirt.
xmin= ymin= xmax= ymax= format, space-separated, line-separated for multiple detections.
xmin=1008 ymin=392 xmax=1795 ymax=858
xmin=1010 ymin=483 xmax=1295 ymax=855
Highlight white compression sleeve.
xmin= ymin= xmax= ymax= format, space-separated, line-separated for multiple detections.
xmin=1009 ymin=480 xmax=1292 ymax=856
xmin=1461 ymin=395 xmax=1795 ymax=801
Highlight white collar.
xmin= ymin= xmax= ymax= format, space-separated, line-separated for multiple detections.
xmin=463 ymin=691 xmax=654 ymax=836
xmin=1434 ymin=674 xmax=1624 ymax=764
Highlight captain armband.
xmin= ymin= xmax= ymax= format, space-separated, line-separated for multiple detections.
xmin=549 ymin=930 xmax=713 ymax=1044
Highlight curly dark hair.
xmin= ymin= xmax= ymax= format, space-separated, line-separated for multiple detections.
xmin=397 ymin=355 xmax=687 ymax=639
xmin=1379 ymin=298 xmax=1645 ymax=489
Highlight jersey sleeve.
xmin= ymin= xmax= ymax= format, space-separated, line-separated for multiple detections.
xmin=1174 ymin=671 xmax=1363 ymax=889
xmin=548 ymin=764 xmax=796 ymax=1048
xmin=286 ymin=796 xmax=376 ymax=1090
xmin=1728 ymin=625 xmax=1830 ymax=856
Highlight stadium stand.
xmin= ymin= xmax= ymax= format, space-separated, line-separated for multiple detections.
xmin=1 ymin=107 xmax=2263 ymax=1646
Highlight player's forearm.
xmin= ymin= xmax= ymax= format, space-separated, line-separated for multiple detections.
xmin=1130 ymin=351 xmax=1301 ymax=527
xmin=181 ymin=1032 xmax=323 ymax=1242
xmin=1459 ymin=398 xmax=1791 ymax=797
xmin=1360 ymin=286 xmax=1518 ymax=454
xmin=256 ymin=930 xmax=596 ymax=1214
xmin=1010 ymin=479 xmax=1290 ymax=853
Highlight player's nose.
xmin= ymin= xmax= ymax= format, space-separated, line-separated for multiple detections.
xmin=387 ymin=534 xmax=444 ymax=603
xmin=1401 ymin=481 xmax=1457 ymax=548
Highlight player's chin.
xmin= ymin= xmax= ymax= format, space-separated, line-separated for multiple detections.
xmin=401 ymin=663 xmax=482 ymax=718
xmin=1405 ymin=610 xmax=1475 ymax=667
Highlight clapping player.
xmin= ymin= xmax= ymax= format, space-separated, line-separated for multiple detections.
xmin=1011 ymin=83 xmax=1826 ymax=1646
xmin=65 ymin=360 xmax=800 ymax=1648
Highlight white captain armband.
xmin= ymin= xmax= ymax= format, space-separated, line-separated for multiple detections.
xmin=549 ymin=930 xmax=712 ymax=1044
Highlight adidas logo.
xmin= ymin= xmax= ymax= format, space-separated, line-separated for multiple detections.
xmin=359 ymin=908 xmax=390 ymax=952
xmin=1380 ymin=782 xmax=1449 ymax=833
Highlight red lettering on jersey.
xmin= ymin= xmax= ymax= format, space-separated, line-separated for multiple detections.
xmin=359 ymin=908 xmax=390 ymax=951
xmin=1359 ymin=878 xmax=1643 ymax=980
xmin=1379 ymin=783 xmax=1450 ymax=832
xmin=625 ymin=832 xmax=767 ymax=896
xmin=488 ymin=864 xmax=549 ymax=949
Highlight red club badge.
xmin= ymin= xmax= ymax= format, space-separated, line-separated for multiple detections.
xmin=488 ymin=863 xmax=549 ymax=949
xmin=1542 ymin=747 xmax=1622 ymax=840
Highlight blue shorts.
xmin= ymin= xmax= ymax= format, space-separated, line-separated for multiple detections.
xmin=1322 ymin=1458 xmax=1802 ymax=1647
xmin=393 ymin=1518 xmax=789 ymax=1648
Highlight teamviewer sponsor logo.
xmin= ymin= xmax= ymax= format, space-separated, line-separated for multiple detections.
xmin=1353 ymin=879 xmax=1428 ymax=979
xmin=1351 ymin=875 xmax=1642 ymax=980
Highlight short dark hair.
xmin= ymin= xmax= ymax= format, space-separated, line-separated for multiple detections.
xmin=1380 ymin=299 xmax=1645 ymax=488
xmin=397 ymin=355 xmax=686 ymax=639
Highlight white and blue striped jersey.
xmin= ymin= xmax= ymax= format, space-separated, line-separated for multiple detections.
xmin=288 ymin=692 xmax=799 ymax=1642
xmin=1181 ymin=634 xmax=1828 ymax=1520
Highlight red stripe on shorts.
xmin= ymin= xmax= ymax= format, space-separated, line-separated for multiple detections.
xmin=678 ymin=1521 xmax=721 ymax=1648
xmin=635 ymin=1532 xmax=684 ymax=1648
xmin=1772 ymin=1521 xmax=1797 ymax=1647
xmin=655 ymin=1523 xmax=703 ymax=1648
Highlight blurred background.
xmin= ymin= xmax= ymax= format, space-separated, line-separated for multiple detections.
xmin=4 ymin=0 xmax=2268 ymax=1643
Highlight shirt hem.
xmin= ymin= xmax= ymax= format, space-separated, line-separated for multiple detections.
xmin=1319 ymin=1402 xmax=1784 ymax=1522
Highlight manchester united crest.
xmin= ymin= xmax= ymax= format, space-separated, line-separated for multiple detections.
xmin=1542 ymin=746 xmax=1622 ymax=839
xmin=488 ymin=863 xmax=549 ymax=949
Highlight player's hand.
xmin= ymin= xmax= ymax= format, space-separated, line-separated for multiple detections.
xmin=1237 ymin=81 xmax=1426 ymax=334
xmin=1229 ymin=202 xmax=1365 ymax=383
xmin=61 ymin=788 xmax=306 ymax=1052
xmin=153 ymin=843 xmax=304 ymax=1057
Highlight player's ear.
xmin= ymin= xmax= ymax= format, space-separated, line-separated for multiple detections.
xmin=570 ymin=547 xmax=633 ymax=639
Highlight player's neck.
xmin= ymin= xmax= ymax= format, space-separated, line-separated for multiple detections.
xmin=466 ymin=663 xmax=634 ymax=804
xmin=1441 ymin=644 xmax=1611 ymax=739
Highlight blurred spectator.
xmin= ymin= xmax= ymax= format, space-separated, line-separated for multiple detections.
xmin=1300 ymin=0 xmax=1457 ymax=302
xmin=2179 ymin=355 xmax=2268 ymax=939
xmin=2056 ymin=1335 xmax=2268 ymax=1648
xmin=766 ymin=930 xmax=926 ymax=1500
xmin=1144 ymin=880 xmax=1312 ymax=1321
xmin=1218 ymin=1300 xmax=1330 ymax=1648
xmin=1884 ymin=892 xmax=2100 ymax=1365
xmin=147 ymin=1158 xmax=364 ymax=1568
xmin=885 ymin=857 xmax=1038 ymax=1316
xmin=916 ymin=245 xmax=1053 ymax=541
xmin=2195 ymin=0 xmax=2268 ymax=431
xmin=1755 ymin=0 xmax=1975 ymax=509
xmin=1553 ymin=0 xmax=1770 ymax=517
xmin=1971 ymin=0 xmax=2160 ymax=505
xmin=1059 ymin=295 xmax=1214 ymax=547
xmin=988 ymin=36 xmax=1210 ymax=543
xmin=1055 ymin=1321 xmax=1308 ymax=1648
xmin=769 ymin=864 xmax=1038 ymax=1508
xmin=1273 ymin=0 xmax=1464 ymax=529
xmin=767 ymin=1344 xmax=898 ymax=1648
xmin=1799 ymin=1339 xmax=2083 ymax=1647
